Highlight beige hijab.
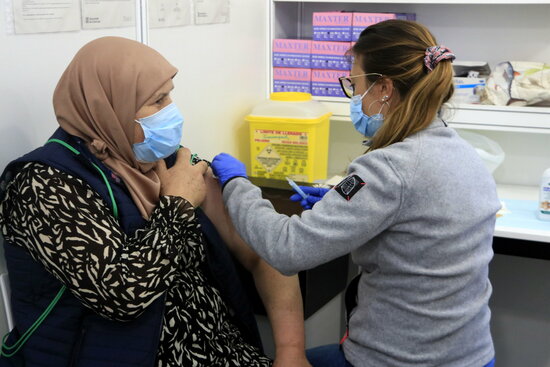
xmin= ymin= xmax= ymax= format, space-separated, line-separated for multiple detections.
xmin=53 ymin=36 xmax=178 ymax=219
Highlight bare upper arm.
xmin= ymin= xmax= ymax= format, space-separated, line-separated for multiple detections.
xmin=201 ymin=169 xmax=260 ymax=272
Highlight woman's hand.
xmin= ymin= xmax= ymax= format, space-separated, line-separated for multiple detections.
xmin=290 ymin=186 xmax=331 ymax=210
xmin=155 ymin=147 xmax=209 ymax=207
xmin=211 ymin=152 xmax=248 ymax=187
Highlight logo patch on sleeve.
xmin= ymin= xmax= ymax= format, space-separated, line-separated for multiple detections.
xmin=334 ymin=175 xmax=366 ymax=201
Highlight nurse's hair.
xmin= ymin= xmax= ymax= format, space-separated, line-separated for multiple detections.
xmin=352 ymin=20 xmax=454 ymax=151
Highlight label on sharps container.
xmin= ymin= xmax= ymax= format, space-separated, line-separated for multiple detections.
xmin=311 ymin=41 xmax=352 ymax=70
xmin=273 ymin=68 xmax=311 ymax=93
xmin=273 ymin=39 xmax=311 ymax=68
xmin=256 ymin=145 xmax=282 ymax=173
xmin=313 ymin=12 xmax=352 ymax=41
xmin=311 ymin=69 xmax=348 ymax=97
xmin=252 ymin=129 xmax=309 ymax=181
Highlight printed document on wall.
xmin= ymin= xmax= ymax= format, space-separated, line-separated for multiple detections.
xmin=12 ymin=0 xmax=80 ymax=34
xmin=82 ymin=0 xmax=134 ymax=29
xmin=194 ymin=0 xmax=230 ymax=25
xmin=150 ymin=0 xmax=192 ymax=28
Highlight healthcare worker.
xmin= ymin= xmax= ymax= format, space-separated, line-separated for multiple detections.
xmin=211 ymin=20 xmax=499 ymax=367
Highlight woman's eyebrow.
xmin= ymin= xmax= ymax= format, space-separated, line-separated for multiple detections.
xmin=149 ymin=92 xmax=168 ymax=102
xmin=149 ymin=85 xmax=174 ymax=103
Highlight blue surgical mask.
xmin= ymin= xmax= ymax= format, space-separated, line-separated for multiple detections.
xmin=350 ymin=82 xmax=384 ymax=137
xmin=133 ymin=102 xmax=184 ymax=162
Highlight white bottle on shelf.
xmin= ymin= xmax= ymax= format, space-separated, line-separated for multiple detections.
xmin=538 ymin=167 xmax=550 ymax=221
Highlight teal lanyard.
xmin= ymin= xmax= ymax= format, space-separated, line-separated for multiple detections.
xmin=0 ymin=286 xmax=66 ymax=357
xmin=45 ymin=139 xmax=119 ymax=219
xmin=1 ymin=138 xmax=119 ymax=357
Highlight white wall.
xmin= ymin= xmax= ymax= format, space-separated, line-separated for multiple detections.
xmin=0 ymin=1 xmax=268 ymax=170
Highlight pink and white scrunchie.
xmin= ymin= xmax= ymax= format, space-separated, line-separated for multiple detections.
xmin=424 ymin=46 xmax=456 ymax=72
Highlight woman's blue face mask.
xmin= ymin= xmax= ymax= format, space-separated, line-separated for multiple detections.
xmin=349 ymin=81 xmax=384 ymax=137
xmin=133 ymin=102 xmax=184 ymax=162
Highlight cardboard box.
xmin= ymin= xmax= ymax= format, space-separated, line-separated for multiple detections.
xmin=352 ymin=12 xmax=416 ymax=41
xmin=313 ymin=12 xmax=352 ymax=41
xmin=452 ymin=77 xmax=486 ymax=104
xmin=272 ymin=39 xmax=312 ymax=68
xmin=273 ymin=68 xmax=311 ymax=93
xmin=311 ymin=41 xmax=352 ymax=71
xmin=311 ymin=69 xmax=348 ymax=97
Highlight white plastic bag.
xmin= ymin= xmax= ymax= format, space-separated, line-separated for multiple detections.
xmin=484 ymin=61 xmax=550 ymax=106
xmin=456 ymin=130 xmax=505 ymax=173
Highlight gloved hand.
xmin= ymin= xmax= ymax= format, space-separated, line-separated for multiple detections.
xmin=211 ymin=153 xmax=248 ymax=187
xmin=290 ymin=186 xmax=331 ymax=210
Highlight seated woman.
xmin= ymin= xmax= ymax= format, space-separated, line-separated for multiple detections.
xmin=0 ymin=36 xmax=309 ymax=367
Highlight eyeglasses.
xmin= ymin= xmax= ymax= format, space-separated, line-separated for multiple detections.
xmin=338 ymin=73 xmax=383 ymax=99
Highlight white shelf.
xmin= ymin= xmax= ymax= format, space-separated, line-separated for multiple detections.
xmin=315 ymin=97 xmax=550 ymax=133
xmin=447 ymin=104 xmax=550 ymax=134
xmin=494 ymin=226 xmax=550 ymax=243
xmin=495 ymin=185 xmax=550 ymax=243
xmin=497 ymin=184 xmax=538 ymax=201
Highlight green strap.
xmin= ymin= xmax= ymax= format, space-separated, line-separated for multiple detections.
xmin=45 ymin=139 xmax=119 ymax=219
xmin=1 ymin=286 xmax=66 ymax=357
xmin=1 ymin=137 xmax=121 ymax=357
xmin=46 ymin=139 xmax=80 ymax=155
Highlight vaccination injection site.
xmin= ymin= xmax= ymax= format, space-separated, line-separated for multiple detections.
xmin=0 ymin=1 xmax=549 ymax=366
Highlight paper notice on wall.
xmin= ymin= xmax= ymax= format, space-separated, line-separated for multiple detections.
xmin=81 ymin=0 xmax=134 ymax=29
xmin=12 ymin=0 xmax=80 ymax=34
xmin=150 ymin=0 xmax=192 ymax=28
xmin=194 ymin=0 xmax=229 ymax=25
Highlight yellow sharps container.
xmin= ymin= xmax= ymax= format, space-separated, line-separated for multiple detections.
xmin=246 ymin=92 xmax=331 ymax=182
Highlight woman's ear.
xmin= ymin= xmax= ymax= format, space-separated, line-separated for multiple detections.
xmin=378 ymin=77 xmax=395 ymax=100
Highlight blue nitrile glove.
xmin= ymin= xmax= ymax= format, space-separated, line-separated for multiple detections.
xmin=211 ymin=153 xmax=248 ymax=187
xmin=290 ymin=186 xmax=331 ymax=210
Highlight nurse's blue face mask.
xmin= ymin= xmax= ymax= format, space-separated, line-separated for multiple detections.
xmin=349 ymin=81 xmax=387 ymax=138
xmin=133 ymin=102 xmax=184 ymax=162
xmin=339 ymin=73 xmax=388 ymax=138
